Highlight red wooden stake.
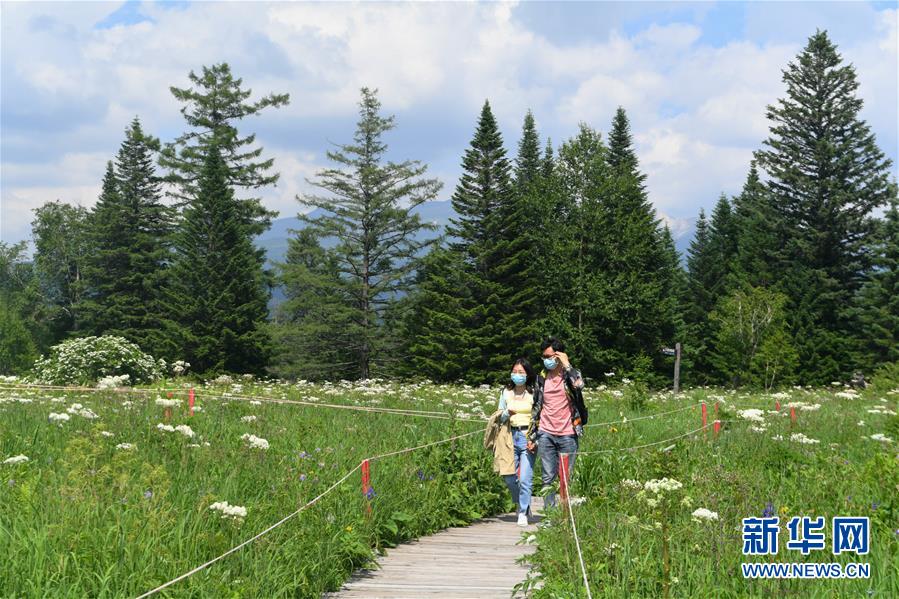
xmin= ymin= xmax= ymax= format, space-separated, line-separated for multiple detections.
xmin=775 ymin=400 xmax=781 ymax=411
xmin=361 ymin=459 xmax=372 ymax=515
xmin=188 ymin=387 xmax=195 ymax=417
xmin=164 ymin=407 xmax=171 ymax=421
xmin=714 ymin=401 xmax=719 ymax=414
xmin=559 ymin=454 xmax=570 ymax=509
xmin=790 ymin=406 xmax=797 ymax=424
xmin=701 ymin=402 xmax=708 ymax=430
xmin=713 ymin=420 xmax=721 ymax=437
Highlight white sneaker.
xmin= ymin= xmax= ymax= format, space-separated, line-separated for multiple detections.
xmin=517 ymin=513 xmax=528 ymax=527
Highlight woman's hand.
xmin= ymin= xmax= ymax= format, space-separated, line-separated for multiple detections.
xmin=526 ymin=441 xmax=536 ymax=453
xmin=555 ymin=351 xmax=571 ymax=368
xmin=508 ymin=409 xmax=516 ymax=416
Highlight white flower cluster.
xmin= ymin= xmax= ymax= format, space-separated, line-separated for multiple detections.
xmin=209 ymin=501 xmax=247 ymax=520
xmin=867 ymin=406 xmax=897 ymax=416
xmin=156 ymin=423 xmax=195 ymax=438
xmin=155 ymin=398 xmax=181 ymax=408
xmin=172 ymin=360 xmax=190 ymax=376
xmin=241 ymin=415 xmax=257 ymax=423
xmin=790 ymin=433 xmax=820 ymax=445
xmin=0 ymin=396 xmax=32 ymax=405
xmin=869 ymin=433 xmax=893 ymax=443
xmin=691 ymin=508 xmax=719 ymax=522
xmin=644 ymin=478 xmax=683 ymax=494
xmin=241 ymin=434 xmax=269 ymax=450
xmin=49 ymin=412 xmax=70 ymax=423
xmin=835 ymin=391 xmax=859 ymax=400
xmin=213 ymin=374 xmax=233 ymax=385
xmin=30 ymin=335 xmax=163 ymax=385
xmin=115 ymin=443 xmax=135 ymax=450
xmin=97 ymin=374 xmax=130 ymax=389
xmin=785 ymin=401 xmax=821 ymax=411
xmin=66 ymin=403 xmax=98 ymax=419
xmin=620 ymin=479 xmax=642 ymax=490
xmin=3 ymin=454 xmax=29 ymax=465
xmin=0 ymin=375 xmax=18 ymax=383
xmin=737 ymin=409 xmax=766 ymax=423
xmin=100 ymin=431 xmax=115 ymax=438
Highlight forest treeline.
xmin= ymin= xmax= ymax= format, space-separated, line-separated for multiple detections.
xmin=1 ymin=31 xmax=896 ymax=388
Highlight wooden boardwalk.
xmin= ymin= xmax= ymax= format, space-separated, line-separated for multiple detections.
xmin=327 ymin=498 xmax=542 ymax=598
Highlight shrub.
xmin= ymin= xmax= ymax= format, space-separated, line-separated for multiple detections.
xmin=29 ymin=335 xmax=165 ymax=385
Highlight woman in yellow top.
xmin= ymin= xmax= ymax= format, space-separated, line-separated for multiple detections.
xmin=498 ymin=358 xmax=537 ymax=526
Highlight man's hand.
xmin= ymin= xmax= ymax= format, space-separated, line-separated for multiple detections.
xmin=555 ymin=351 xmax=571 ymax=368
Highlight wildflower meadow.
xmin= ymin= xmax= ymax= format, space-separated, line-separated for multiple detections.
xmin=2 ymin=375 xmax=897 ymax=597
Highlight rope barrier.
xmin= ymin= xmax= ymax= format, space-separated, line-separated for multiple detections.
xmin=0 ymin=382 xmax=472 ymax=422
xmin=560 ymin=453 xmax=592 ymax=599
xmin=584 ymin=402 xmax=699 ymax=428
xmin=577 ymin=421 xmax=722 ymax=455
xmin=133 ymin=426 xmax=483 ymax=598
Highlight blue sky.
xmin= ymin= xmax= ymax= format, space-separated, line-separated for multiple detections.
xmin=2 ymin=1 xmax=896 ymax=249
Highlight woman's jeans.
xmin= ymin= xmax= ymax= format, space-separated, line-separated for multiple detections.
xmin=537 ymin=430 xmax=578 ymax=508
xmin=502 ymin=429 xmax=536 ymax=514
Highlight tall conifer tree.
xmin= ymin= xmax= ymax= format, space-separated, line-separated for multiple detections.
xmin=165 ymin=141 xmax=272 ymax=374
xmin=296 ymin=88 xmax=442 ymax=379
xmin=754 ymin=30 xmax=895 ymax=382
xmin=79 ymin=118 xmax=175 ymax=358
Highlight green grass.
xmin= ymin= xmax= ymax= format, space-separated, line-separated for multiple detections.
xmin=0 ymin=379 xmax=505 ymax=598
xmin=522 ymin=385 xmax=899 ymax=598
xmin=2 ymin=380 xmax=897 ymax=597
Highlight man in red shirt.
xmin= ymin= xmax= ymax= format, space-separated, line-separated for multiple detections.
xmin=526 ymin=337 xmax=588 ymax=508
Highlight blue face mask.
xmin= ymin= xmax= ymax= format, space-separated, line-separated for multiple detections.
xmin=511 ymin=373 xmax=527 ymax=386
xmin=543 ymin=357 xmax=558 ymax=370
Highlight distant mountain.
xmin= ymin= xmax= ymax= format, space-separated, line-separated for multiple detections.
xmin=256 ymin=200 xmax=696 ymax=311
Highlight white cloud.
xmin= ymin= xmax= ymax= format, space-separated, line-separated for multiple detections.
xmin=1 ymin=1 xmax=896 ymax=248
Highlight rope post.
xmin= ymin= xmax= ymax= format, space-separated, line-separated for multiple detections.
xmin=775 ymin=399 xmax=781 ymax=411
xmin=713 ymin=420 xmax=721 ymax=438
xmin=701 ymin=402 xmax=707 ymax=433
xmin=164 ymin=407 xmax=172 ymax=422
xmin=790 ymin=406 xmax=797 ymax=425
xmin=361 ymin=459 xmax=372 ymax=516
xmin=559 ymin=453 xmax=570 ymax=512
xmin=188 ymin=387 xmax=195 ymax=417
xmin=714 ymin=401 xmax=719 ymax=415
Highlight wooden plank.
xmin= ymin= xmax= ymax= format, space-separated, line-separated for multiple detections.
xmin=331 ymin=499 xmax=543 ymax=598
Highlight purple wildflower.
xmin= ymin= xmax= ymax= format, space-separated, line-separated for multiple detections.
xmin=299 ymin=473 xmax=307 ymax=482
xmin=143 ymin=490 xmax=153 ymax=500
xmin=763 ymin=502 xmax=775 ymax=518
xmin=365 ymin=487 xmax=376 ymax=500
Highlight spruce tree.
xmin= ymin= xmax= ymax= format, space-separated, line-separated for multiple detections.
xmin=78 ymin=118 xmax=176 ymax=358
xmin=298 ymin=88 xmax=442 ymax=379
xmin=515 ymin=110 xmax=542 ymax=192
xmin=410 ymin=101 xmax=518 ymax=383
xmin=160 ymin=63 xmax=289 ymax=240
xmin=685 ymin=209 xmax=716 ymax=382
xmin=600 ymin=108 xmax=672 ymax=381
xmin=706 ymin=193 xmax=738 ymax=301
xmin=501 ymin=110 xmax=545 ymax=362
xmin=754 ymin=30 xmax=895 ymax=383
xmin=405 ymin=247 xmax=476 ymax=381
xmin=854 ymin=201 xmax=899 ymax=366
xmin=164 ymin=140 xmax=272 ymax=374
xmin=730 ymin=162 xmax=785 ymax=289
xmin=270 ymin=228 xmax=358 ymax=380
